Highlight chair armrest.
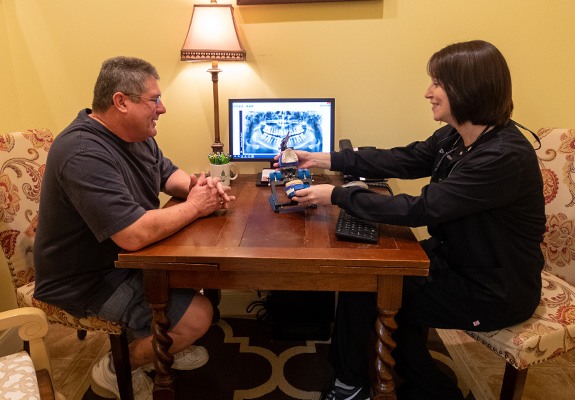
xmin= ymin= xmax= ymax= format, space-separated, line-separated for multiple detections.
xmin=0 ymin=307 xmax=51 ymax=372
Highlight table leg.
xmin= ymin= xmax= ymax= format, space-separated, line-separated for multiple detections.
xmin=372 ymin=276 xmax=403 ymax=400
xmin=143 ymin=270 xmax=175 ymax=400
xmin=372 ymin=309 xmax=398 ymax=399
xmin=151 ymin=302 xmax=175 ymax=399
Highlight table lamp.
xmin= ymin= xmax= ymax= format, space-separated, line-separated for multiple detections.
xmin=181 ymin=0 xmax=246 ymax=154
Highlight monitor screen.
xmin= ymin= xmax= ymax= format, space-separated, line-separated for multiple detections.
xmin=228 ymin=98 xmax=335 ymax=163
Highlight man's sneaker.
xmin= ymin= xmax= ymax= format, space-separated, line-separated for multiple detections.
xmin=320 ymin=382 xmax=370 ymax=400
xmin=91 ymin=352 xmax=153 ymax=400
xmin=142 ymin=345 xmax=209 ymax=372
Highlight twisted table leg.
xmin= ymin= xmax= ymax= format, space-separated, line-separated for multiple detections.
xmin=151 ymin=302 xmax=175 ymax=399
xmin=372 ymin=308 xmax=398 ymax=400
xmin=143 ymin=270 xmax=175 ymax=400
xmin=372 ymin=275 xmax=403 ymax=400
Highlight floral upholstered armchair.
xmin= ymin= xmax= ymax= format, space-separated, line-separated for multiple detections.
xmin=466 ymin=128 xmax=575 ymax=400
xmin=0 ymin=129 xmax=134 ymax=400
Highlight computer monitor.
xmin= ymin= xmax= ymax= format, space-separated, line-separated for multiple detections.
xmin=228 ymin=98 xmax=335 ymax=164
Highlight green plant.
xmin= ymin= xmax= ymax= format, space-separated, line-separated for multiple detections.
xmin=208 ymin=152 xmax=231 ymax=165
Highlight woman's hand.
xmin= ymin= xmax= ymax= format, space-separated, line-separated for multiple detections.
xmin=273 ymin=150 xmax=331 ymax=170
xmin=291 ymin=184 xmax=335 ymax=207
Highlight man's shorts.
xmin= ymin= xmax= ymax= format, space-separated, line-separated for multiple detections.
xmin=94 ymin=270 xmax=196 ymax=338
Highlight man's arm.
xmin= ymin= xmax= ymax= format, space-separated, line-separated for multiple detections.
xmin=165 ymin=169 xmax=233 ymax=202
xmin=163 ymin=169 xmax=194 ymax=199
xmin=112 ymin=171 xmax=234 ymax=251
xmin=112 ymin=200 xmax=205 ymax=251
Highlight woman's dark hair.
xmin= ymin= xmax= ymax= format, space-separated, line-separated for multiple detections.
xmin=427 ymin=40 xmax=513 ymax=126
xmin=92 ymin=56 xmax=160 ymax=113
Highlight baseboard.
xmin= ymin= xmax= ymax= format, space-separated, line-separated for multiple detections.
xmin=0 ymin=327 xmax=23 ymax=357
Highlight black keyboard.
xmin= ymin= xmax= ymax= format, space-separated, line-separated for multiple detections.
xmin=335 ymin=209 xmax=379 ymax=244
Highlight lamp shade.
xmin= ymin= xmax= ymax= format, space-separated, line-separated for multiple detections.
xmin=181 ymin=4 xmax=246 ymax=62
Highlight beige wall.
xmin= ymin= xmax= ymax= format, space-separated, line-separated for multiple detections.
xmin=1 ymin=0 xmax=574 ymax=309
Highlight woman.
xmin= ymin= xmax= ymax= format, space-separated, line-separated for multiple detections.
xmin=282 ymin=40 xmax=545 ymax=400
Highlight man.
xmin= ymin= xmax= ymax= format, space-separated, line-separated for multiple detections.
xmin=34 ymin=56 xmax=235 ymax=399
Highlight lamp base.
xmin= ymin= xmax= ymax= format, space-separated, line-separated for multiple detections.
xmin=211 ymin=142 xmax=224 ymax=154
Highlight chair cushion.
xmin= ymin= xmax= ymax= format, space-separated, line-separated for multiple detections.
xmin=466 ymin=270 xmax=575 ymax=369
xmin=0 ymin=351 xmax=40 ymax=399
xmin=17 ymin=282 xmax=124 ymax=335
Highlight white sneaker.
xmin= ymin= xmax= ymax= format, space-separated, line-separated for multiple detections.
xmin=142 ymin=345 xmax=209 ymax=372
xmin=91 ymin=352 xmax=153 ymax=400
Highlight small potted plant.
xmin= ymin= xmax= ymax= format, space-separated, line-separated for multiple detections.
xmin=208 ymin=152 xmax=238 ymax=185
xmin=208 ymin=152 xmax=231 ymax=165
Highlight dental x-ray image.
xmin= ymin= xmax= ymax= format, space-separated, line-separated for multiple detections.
xmin=243 ymin=110 xmax=324 ymax=154
xmin=228 ymin=98 xmax=335 ymax=162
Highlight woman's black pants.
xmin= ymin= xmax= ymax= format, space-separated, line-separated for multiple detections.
xmin=328 ymin=239 xmax=468 ymax=400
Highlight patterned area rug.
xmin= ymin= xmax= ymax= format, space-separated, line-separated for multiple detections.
xmin=83 ymin=318 xmax=476 ymax=400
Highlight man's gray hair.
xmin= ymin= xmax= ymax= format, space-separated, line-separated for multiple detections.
xmin=92 ymin=56 xmax=160 ymax=112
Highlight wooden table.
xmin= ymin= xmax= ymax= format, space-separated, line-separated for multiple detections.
xmin=116 ymin=174 xmax=429 ymax=400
